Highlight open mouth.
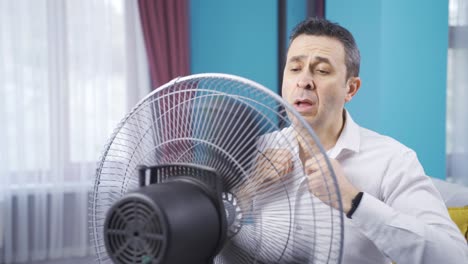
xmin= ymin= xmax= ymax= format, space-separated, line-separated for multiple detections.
xmin=293 ymin=99 xmax=315 ymax=112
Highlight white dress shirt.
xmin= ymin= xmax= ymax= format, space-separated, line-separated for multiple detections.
xmin=251 ymin=110 xmax=468 ymax=264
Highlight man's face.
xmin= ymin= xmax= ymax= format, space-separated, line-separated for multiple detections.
xmin=282 ymin=35 xmax=357 ymax=130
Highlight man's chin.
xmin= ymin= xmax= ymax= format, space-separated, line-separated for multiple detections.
xmin=285 ymin=109 xmax=317 ymax=125
xmin=289 ymin=114 xmax=316 ymax=127
xmin=299 ymin=113 xmax=317 ymax=123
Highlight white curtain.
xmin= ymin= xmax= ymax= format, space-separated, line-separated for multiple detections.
xmin=447 ymin=0 xmax=468 ymax=186
xmin=0 ymin=0 xmax=150 ymax=263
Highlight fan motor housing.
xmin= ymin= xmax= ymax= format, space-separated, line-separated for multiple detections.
xmin=104 ymin=180 xmax=223 ymax=264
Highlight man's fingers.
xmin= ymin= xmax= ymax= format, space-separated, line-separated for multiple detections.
xmin=305 ymin=157 xmax=336 ymax=199
xmin=258 ymin=148 xmax=294 ymax=174
xmin=250 ymin=148 xmax=295 ymax=191
xmin=304 ymin=157 xmax=328 ymax=174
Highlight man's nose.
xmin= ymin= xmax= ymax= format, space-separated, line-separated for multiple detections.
xmin=296 ymin=74 xmax=314 ymax=90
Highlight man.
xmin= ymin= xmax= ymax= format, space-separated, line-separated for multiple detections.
xmin=253 ymin=17 xmax=467 ymax=263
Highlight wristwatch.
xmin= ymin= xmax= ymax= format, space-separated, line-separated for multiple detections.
xmin=346 ymin=191 xmax=364 ymax=219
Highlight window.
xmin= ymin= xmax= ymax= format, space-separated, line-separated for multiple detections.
xmin=0 ymin=1 xmax=149 ymax=262
xmin=0 ymin=0 xmax=149 ymax=185
xmin=446 ymin=0 xmax=468 ymax=185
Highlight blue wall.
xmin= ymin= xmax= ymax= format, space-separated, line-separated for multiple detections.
xmin=190 ymin=0 xmax=278 ymax=92
xmin=286 ymin=0 xmax=307 ymax=43
xmin=327 ymin=0 xmax=449 ymax=179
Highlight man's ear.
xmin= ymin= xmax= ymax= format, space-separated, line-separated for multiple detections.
xmin=345 ymin=77 xmax=361 ymax=102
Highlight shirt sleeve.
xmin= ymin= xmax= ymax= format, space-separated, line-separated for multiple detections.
xmin=351 ymin=150 xmax=468 ymax=264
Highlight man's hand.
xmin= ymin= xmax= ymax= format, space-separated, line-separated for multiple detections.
xmin=252 ymin=148 xmax=294 ymax=186
xmin=304 ymin=156 xmax=360 ymax=213
xmin=237 ymin=148 xmax=294 ymax=208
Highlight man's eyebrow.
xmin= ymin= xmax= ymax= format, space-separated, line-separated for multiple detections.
xmin=288 ymin=55 xmax=331 ymax=64
xmin=288 ymin=55 xmax=307 ymax=63
xmin=314 ymin=56 xmax=331 ymax=64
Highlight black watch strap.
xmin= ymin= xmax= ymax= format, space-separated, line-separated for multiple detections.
xmin=346 ymin=191 xmax=364 ymax=219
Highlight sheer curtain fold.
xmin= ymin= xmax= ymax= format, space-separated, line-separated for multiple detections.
xmin=447 ymin=0 xmax=468 ymax=186
xmin=0 ymin=0 xmax=150 ymax=263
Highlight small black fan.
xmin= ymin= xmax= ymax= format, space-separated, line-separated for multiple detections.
xmin=90 ymin=73 xmax=344 ymax=264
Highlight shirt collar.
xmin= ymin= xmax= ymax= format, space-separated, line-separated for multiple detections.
xmin=327 ymin=109 xmax=361 ymax=158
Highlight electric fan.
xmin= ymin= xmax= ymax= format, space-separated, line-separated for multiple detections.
xmin=90 ymin=73 xmax=344 ymax=264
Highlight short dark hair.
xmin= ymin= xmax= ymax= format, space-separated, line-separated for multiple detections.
xmin=289 ymin=17 xmax=360 ymax=79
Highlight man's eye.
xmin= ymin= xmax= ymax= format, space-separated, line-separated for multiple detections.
xmin=290 ymin=68 xmax=300 ymax=72
xmin=316 ymin=69 xmax=329 ymax=74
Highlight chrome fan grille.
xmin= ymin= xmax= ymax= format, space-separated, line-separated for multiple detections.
xmin=90 ymin=73 xmax=343 ymax=264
